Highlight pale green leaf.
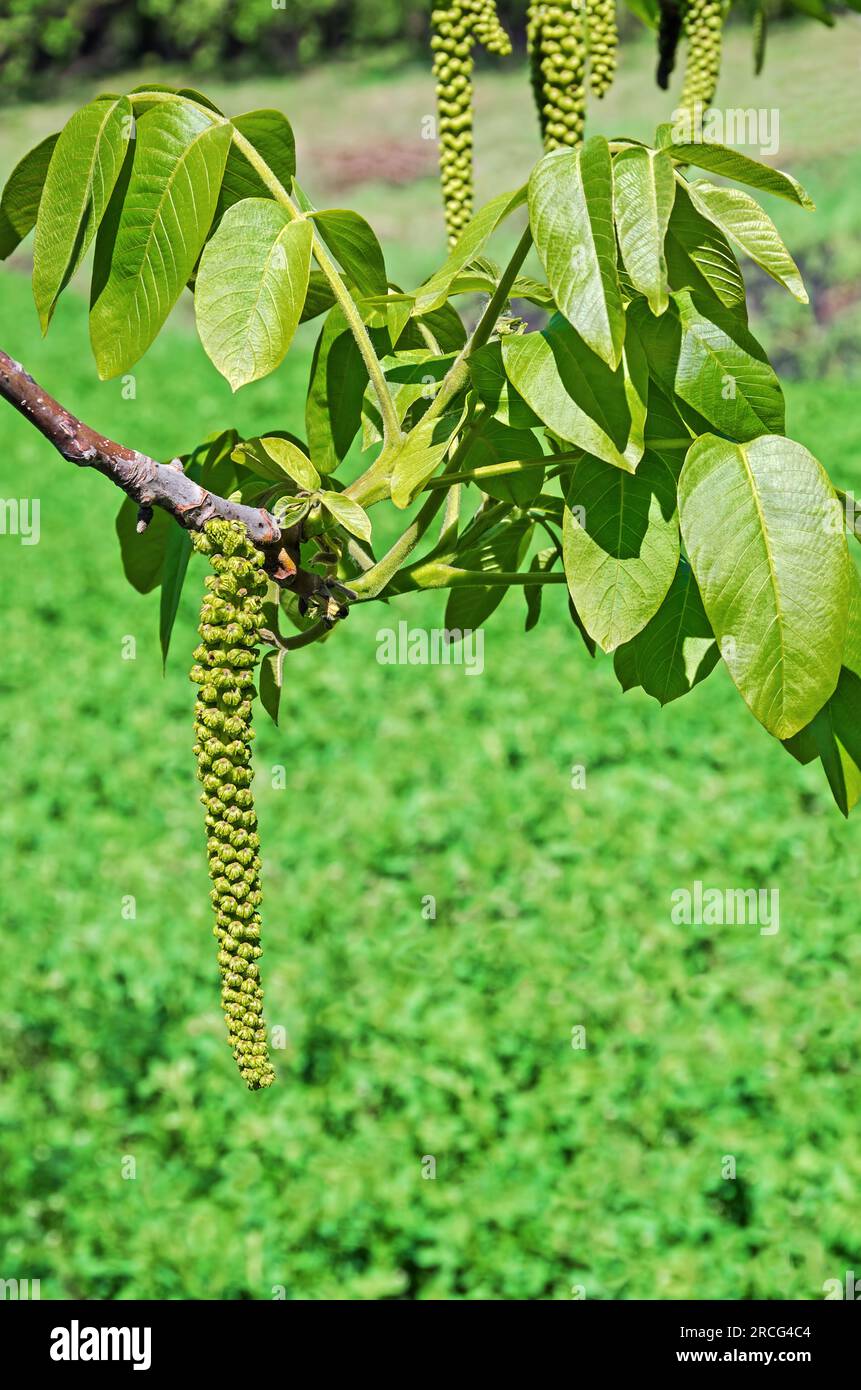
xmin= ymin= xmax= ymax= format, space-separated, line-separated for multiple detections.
xmin=413 ymin=186 xmax=526 ymax=313
xmin=195 ymin=199 xmax=312 ymax=390
xmin=665 ymin=180 xmax=746 ymax=310
xmin=528 ymin=138 xmax=625 ymax=369
xmin=613 ymin=146 xmax=676 ymax=316
xmin=232 ymin=436 xmax=319 ymax=489
xmin=390 ymin=408 xmax=462 ymax=510
xmin=686 ymin=179 xmax=807 ymax=302
xmin=679 ymin=433 xmax=850 ymax=738
xmin=658 ymin=135 xmax=815 ymax=209
xmin=319 ymin=491 xmax=372 ymax=543
xmin=673 ymin=290 xmax=784 ymax=440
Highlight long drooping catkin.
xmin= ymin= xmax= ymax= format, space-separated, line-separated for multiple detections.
xmin=680 ymin=0 xmax=725 ymax=110
xmin=526 ymin=2 xmax=587 ymax=151
xmin=585 ymin=0 xmax=618 ymax=98
xmin=190 ymin=519 xmax=274 ymax=1091
xmin=431 ymin=1 xmax=511 ymax=248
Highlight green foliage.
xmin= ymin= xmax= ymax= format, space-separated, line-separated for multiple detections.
xmin=4 ymin=74 xmax=857 ymax=817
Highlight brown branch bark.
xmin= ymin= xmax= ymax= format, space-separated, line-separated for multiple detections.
xmin=0 ymin=348 xmax=282 ymax=547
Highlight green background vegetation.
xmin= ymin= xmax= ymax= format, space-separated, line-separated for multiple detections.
xmin=1 ymin=20 xmax=860 ymax=1299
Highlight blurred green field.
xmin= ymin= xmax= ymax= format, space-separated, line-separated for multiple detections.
xmin=1 ymin=22 xmax=861 ymax=1300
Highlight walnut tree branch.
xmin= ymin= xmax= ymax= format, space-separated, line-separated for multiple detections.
xmin=0 ymin=348 xmax=283 ymax=547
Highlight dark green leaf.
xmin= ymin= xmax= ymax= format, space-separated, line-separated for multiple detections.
xmin=562 ymin=452 xmax=680 ymax=652
xmin=0 ymin=133 xmax=58 ymax=260
xmin=314 ymin=208 xmax=387 ymax=298
xmin=613 ymin=558 xmax=720 ymax=705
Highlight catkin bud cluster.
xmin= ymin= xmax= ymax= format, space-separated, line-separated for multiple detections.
xmin=190 ymin=519 xmax=274 ymax=1091
xmin=526 ymin=2 xmax=587 ymax=152
xmin=585 ymin=0 xmax=618 ymax=99
xmin=680 ymin=0 xmax=725 ymax=111
xmin=431 ymin=2 xmax=511 ymax=248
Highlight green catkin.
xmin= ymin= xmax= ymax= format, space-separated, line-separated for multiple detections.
xmin=190 ymin=519 xmax=274 ymax=1092
xmin=656 ymin=0 xmax=683 ymax=90
xmin=680 ymin=0 xmax=725 ymax=111
xmin=431 ymin=1 xmax=511 ymax=249
xmin=526 ymin=1 xmax=587 ymax=152
xmin=585 ymin=0 xmax=618 ymax=99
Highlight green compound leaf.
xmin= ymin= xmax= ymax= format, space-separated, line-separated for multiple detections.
xmin=685 ymin=179 xmax=807 ymax=303
xmin=319 ymin=491 xmax=372 ymax=543
xmin=0 ymin=133 xmax=58 ymax=260
xmin=195 ymin=200 xmax=313 ymax=390
xmin=305 ymin=305 xmax=369 ymax=474
xmin=259 ymin=647 xmax=285 ymax=726
xmin=502 ymin=313 xmax=646 ymax=473
xmin=665 ymin=180 xmax=747 ymax=311
xmin=313 ymin=209 xmax=388 ymax=298
xmin=413 ymin=185 xmax=527 ymax=314
xmin=783 ymin=565 xmax=861 ymax=817
xmin=562 ymin=452 xmax=680 ymax=653
xmin=90 ymin=103 xmax=231 ymax=379
xmin=529 ymin=138 xmax=625 ymax=369
xmin=658 ymin=134 xmax=815 ymax=210
xmin=33 ymin=96 xmax=132 ymax=331
xmin=613 ymin=557 xmax=720 ymax=705
xmin=679 ymin=433 xmax=850 ymax=739
xmin=216 ymin=109 xmax=296 ymax=219
xmin=674 ymin=289 xmax=784 ymax=439
xmin=159 ymin=523 xmax=193 ymax=669
xmin=613 ymin=146 xmax=676 ymax=316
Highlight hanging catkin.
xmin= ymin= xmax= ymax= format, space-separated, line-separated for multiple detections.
xmin=190 ymin=519 xmax=275 ymax=1091
xmin=431 ymin=1 xmax=511 ymax=249
xmin=680 ymin=0 xmax=725 ymax=111
xmin=526 ymin=2 xmax=587 ymax=151
xmin=656 ymin=0 xmax=683 ymax=90
xmin=585 ymin=0 xmax=618 ymax=99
